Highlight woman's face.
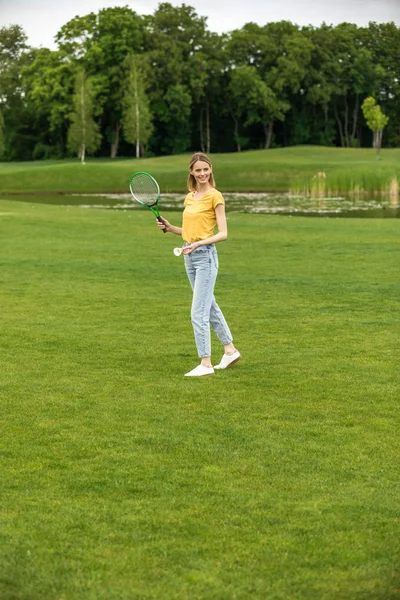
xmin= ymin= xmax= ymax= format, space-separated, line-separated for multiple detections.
xmin=190 ymin=160 xmax=212 ymax=185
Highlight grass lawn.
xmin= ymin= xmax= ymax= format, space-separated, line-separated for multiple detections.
xmin=0 ymin=198 xmax=399 ymax=599
xmin=0 ymin=146 xmax=399 ymax=194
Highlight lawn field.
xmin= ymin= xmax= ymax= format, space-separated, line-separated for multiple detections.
xmin=0 ymin=146 xmax=399 ymax=194
xmin=0 ymin=198 xmax=399 ymax=599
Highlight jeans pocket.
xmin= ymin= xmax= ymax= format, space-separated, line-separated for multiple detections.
xmin=191 ymin=246 xmax=207 ymax=261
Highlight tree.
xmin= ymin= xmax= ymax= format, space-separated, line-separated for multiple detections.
xmin=143 ymin=3 xmax=208 ymax=155
xmin=2 ymin=14 xmax=400 ymax=160
xmin=361 ymin=96 xmax=389 ymax=158
xmin=229 ymin=65 xmax=288 ymax=149
xmin=263 ymin=26 xmax=313 ymax=147
xmin=188 ymin=31 xmax=225 ymax=153
xmin=0 ymin=24 xmax=28 ymax=97
xmin=364 ymin=22 xmax=400 ymax=147
xmin=67 ymin=68 xmax=101 ymax=163
xmin=0 ymin=109 xmax=5 ymax=158
xmin=0 ymin=25 xmax=31 ymax=159
xmin=227 ymin=21 xmax=312 ymax=149
xmin=57 ymin=7 xmax=144 ymax=158
xmin=22 ymin=48 xmax=76 ymax=158
xmin=161 ymin=84 xmax=192 ymax=154
xmin=309 ymin=24 xmax=377 ymax=148
xmin=122 ymin=53 xmax=153 ymax=157
xmin=302 ymin=25 xmax=340 ymax=145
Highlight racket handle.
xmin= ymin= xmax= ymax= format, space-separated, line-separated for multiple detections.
xmin=157 ymin=216 xmax=167 ymax=233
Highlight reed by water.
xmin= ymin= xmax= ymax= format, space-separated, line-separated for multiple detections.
xmin=290 ymin=171 xmax=399 ymax=200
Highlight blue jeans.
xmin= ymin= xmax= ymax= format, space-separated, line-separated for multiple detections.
xmin=184 ymin=244 xmax=233 ymax=358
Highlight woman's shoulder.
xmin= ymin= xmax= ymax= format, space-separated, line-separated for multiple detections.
xmin=208 ymin=188 xmax=223 ymax=197
xmin=211 ymin=188 xmax=224 ymax=205
xmin=184 ymin=191 xmax=194 ymax=205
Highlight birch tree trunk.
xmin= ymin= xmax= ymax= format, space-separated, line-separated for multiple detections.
xmin=206 ymin=100 xmax=210 ymax=154
xmin=81 ymin=78 xmax=86 ymax=164
xmin=374 ymin=129 xmax=383 ymax=159
xmin=67 ymin=68 xmax=100 ymax=163
xmin=136 ymin=112 xmax=140 ymax=158
xmin=199 ymin=109 xmax=205 ymax=153
xmin=135 ymin=72 xmax=140 ymax=159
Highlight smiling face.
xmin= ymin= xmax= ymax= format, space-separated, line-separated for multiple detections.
xmin=190 ymin=160 xmax=212 ymax=187
xmin=187 ymin=152 xmax=215 ymax=192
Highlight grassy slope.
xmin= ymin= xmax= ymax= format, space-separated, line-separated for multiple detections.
xmin=0 ymin=199 xmax=399 ymax=599
xmin=0 ymin=146 xmax=399 ymax=194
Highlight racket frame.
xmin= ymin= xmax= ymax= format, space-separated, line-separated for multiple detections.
xmin=129 ymin=171 xmax=166 ymax=232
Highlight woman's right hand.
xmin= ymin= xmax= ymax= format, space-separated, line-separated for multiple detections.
xmin=157 ymin=216 xmax=170 ymax=232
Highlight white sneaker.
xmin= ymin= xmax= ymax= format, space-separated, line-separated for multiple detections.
xmin=185 ymin=364 xmax=215 ymax=377
xmin=214 ymin=350 xmax=241 ymax=370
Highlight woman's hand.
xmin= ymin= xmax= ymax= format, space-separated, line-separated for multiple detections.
xmin=182 ymin=243 xmax=199 ymax=255
xmin=155 ymin=218 xmax=183 ymax=237
xmin=156 ymin=216 xmax=170 ymax=232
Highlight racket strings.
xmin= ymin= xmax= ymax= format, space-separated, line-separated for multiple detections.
xmin=130 ymin=174 xmax=159 ymax=206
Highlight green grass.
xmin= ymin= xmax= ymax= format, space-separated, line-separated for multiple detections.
xmin=0 ymin=146 xmax=399 ymax=194
xmin=0 ymin=198 xmax=399 ymax=599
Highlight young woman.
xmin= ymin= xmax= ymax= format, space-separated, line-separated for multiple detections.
xmin=157 ymin=152 xmax=241 ymax=377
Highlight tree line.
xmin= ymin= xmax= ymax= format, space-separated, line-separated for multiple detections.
xmin=0 ymin=3 xmax=399 ymax=161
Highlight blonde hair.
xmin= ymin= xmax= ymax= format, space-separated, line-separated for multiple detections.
xmin=187 ymin=152 xmax=215 ymax=192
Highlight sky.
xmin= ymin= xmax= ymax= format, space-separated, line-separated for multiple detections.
xmin=0 ymin=0 xmax=399 ymax=49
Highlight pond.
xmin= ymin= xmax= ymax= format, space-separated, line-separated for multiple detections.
xmin=2 ymin=192 xmax=399 ymax=218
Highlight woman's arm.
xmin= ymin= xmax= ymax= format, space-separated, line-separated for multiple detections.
xmin=183 ymin=204 xmax=227 ymax=254
xmin=156 ymin=216 xmax=182 ymax=236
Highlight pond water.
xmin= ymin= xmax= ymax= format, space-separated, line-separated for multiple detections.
xmin=2 ymin=192 xmax=399 ymax=218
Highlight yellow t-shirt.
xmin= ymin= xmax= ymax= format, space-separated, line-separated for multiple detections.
xmin=182 ymin=189 xmax=225 ymax=243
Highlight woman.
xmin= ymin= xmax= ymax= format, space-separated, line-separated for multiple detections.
xmin=157 ymin=152 xmax=241 ymax=377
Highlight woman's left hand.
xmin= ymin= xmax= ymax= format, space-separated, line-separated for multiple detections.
xmin=182 ymin=243 xmax=198 ymax=255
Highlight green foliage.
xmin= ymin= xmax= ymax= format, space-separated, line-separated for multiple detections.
xmin=363 ymin=22 xmax=400 ymax=147
xmin=0 ymin=110 xmax=4 ymax=157
xmin=121 ymin=53 xmax=153 ymax=157
xmin=143 ymin=3 xmax=208 ymax=155
xmin=362 ymin=97 xmax=389 ymax=132
xmin=159 ymin=84 xmax=192 ymax=154
xmin=303 ymin=23 xmax=380 ymax=148
xmin=0 ymin=24 xmax=28 ymax=97
xmin=1 ymin=15 xmax=400 ymax=161
xmin=22 ymin=48 xmax=76 ymax=132
xmin=228 ymin=65 xmax=288 ymax=149
xmin=0 ymin=25 xmax=31 ymax=160
xmin=361 ymin=97 xmax=389 ymax=157
xmin=67 ymin=68 xmax=101 ymax=162
xmin=56 ymin=7 xmax=144 ymax=158
xmin=31 ymin=142 xmax=62 ymax=160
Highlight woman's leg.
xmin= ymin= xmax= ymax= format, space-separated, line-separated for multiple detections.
xmin=208 ymin=246 xmax=234 ymax=347
xmin=209 ymin=298 xmax=233 ymax=346
xmin=184 ymin=246 xmax=217 ymax=362
xmin=207 ymin=247 xmax=240 ymax=367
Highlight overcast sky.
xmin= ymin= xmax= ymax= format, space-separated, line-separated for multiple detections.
xmin=0 ymin=0 xmax=399 ymax=49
